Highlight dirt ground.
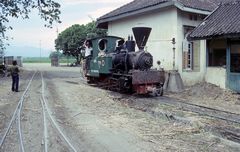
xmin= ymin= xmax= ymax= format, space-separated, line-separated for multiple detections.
xmin=0 ymin=63 xmax=240 ymax=152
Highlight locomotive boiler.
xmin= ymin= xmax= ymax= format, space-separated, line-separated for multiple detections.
xmin=82 ymin=27 xmax=165 ymax=96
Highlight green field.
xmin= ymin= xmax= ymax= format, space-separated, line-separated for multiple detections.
xmin=23 ymin=57 xmax=76 ymax=64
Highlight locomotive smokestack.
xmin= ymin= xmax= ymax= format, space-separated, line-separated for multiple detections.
xmin=132 ymin=27 xmax=152 ymax=50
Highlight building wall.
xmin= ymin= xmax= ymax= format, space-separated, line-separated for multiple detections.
xmin=205 ymin=67 xmax=226 ymax=89
xmin=107 ymin=7 xmax=210 ymax=86
xmin=108 ymin=7 xmax=178 ymax=70
xmin=181 ymin=40 xmax=207 ymax=85
xmin=176 ymin=10 xmax=207 ymax=85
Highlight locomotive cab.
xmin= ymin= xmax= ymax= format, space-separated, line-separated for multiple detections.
xmin=82 ymin=36 xmax=124 ymax=78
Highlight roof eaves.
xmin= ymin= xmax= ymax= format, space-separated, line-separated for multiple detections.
xmin=174 ymin=2 xmax=212 ymax=15
xmin=97 ymin=0 xmax=213 ymax=28
xmin=188 ymin=33 xmax=240 ymax=41
xmin=97 ymin=1 xmax=175 ymax=25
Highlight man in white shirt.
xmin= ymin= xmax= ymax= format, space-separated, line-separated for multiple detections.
xmin=85 ymin=41 xmax=92 ymax=57
xmin=84 ymin=40 xmax=93 ymax=71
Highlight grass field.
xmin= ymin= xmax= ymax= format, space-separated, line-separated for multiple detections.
xmin=23 ymin=57 xmax=76 ymax=64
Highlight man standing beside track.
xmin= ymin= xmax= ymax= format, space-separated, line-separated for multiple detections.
xmin=8 ymin=60 xmax=20 ymax=92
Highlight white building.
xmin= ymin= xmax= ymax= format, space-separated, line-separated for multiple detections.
xmin=97 ymin=0 xmax=228 ymax=87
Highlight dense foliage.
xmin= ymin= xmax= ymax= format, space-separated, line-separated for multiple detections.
xmin=49 ymin=50 xmax=62 ymax=58
xmin=55 ymin=21 xmax=107 ymax=64
xmin=0 ymin=0 xmax=61 ymax=51
xmin=0 ymin=49 xmax=4 ymax=58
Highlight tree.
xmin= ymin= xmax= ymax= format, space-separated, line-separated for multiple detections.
xmin=0 ymin=50 xmax=4 ymax=58
xmin=55 ymin=21 xmax=107 ymax=65
xmin=0 ymin=0 xmax=61 ymax=51
xmin=49 ymin=50 xmax=62 ymax=58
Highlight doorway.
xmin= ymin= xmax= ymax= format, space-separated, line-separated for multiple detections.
xmin=227 ymin=41 xmax=240 ymax=92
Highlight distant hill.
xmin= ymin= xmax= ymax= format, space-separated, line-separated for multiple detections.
xmin=5 ymin=45 xmax=52 ymax=57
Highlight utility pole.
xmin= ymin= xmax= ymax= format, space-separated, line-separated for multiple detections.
xmin=56 ymin=26 xmax=59 ymax=66
xmin=172 ymin=38 xmax=176 ymax=70
xmin=40 ymin=40 xmax=42 ymax=63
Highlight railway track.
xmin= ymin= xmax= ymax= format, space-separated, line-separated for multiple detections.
xmin=145 ymin=96 xmax=240 ymax=143
xmin=115 ymin=95 xmax=240 ymax=143
xmin=0 ymin=71 xmax=36 ymax=151
xmin=40 ymin=71 xmax=77 ymax=152
xmin=155 ymin=97 xmax=240 ymax=124
xmin=0 ymin=71 xmax=77 ymax=152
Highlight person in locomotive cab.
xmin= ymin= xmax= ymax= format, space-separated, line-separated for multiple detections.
xmin=8 ymin=60 xmax=20 ymax=92
xmin=84 ymin=40 xmax=93 ymax=71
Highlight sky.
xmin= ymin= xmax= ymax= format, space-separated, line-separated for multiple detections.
xmin=5 ymin=0 xmax=132 ymax=57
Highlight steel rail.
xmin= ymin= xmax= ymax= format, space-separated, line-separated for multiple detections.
xmin=0 ymin=71 xmax=36 ymax=148
xmin=17 ymin=71 xmax=38 ymax=152
xmin=41 ymin=72 xmax=77 ymax=152
xmin=40 ymin=72 xmax=48 ymax=152
xmin=17 ymin=105 xmax=25 ymax=152
xmin=156 ymin=97 xmax=240 ymax=124
xmin=40 ymin=98 xmax=48 ymax=152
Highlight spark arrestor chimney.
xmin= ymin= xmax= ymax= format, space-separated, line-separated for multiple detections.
xmin=132 ymin=27 xmax=152 ymax=50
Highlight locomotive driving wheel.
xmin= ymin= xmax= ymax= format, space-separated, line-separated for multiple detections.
xmin=154 ymin=85 xmax=163 ymax=96
xmin=118 ymin=76 xmax=132 ymax=93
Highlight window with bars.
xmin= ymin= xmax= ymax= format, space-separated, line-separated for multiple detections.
xmin=183 ymin=26 xmax=200 ymax=71
xmin=187 ymin=42 xmax=193 ymax=69
xmin=183 ymin=40 xmax=200 ymax=71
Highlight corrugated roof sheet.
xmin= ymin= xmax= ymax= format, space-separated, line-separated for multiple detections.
xmin=188 ymin=1 xmax=240 ymax=40
xmin=97 ymin=0 xmax=229 ymax=21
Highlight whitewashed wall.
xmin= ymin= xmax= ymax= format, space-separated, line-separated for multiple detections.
xmin=205 ymin=67 xmax=226 ymax=89
xmin=108 ymin=7 xmax=178 ymax=70
xmin=176 ymin=10 xmax=207 ymax=85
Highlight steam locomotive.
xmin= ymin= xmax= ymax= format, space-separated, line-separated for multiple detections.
xmin=81 ymin=27 xmax=165 ymax=96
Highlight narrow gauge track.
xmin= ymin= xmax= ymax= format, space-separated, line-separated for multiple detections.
xmin=0 ymin=71 xmax=36 ymax=151
xmin=0 ymin=71 xmax=77 ymax=152
xmin=155 ymin=97 xmax=240 ymax=124
xmin=115 ymin=95 xmax=240 ymax=143
xmin=152 ymin=97 xmax=240 ymax=143
xmin=40 ymin=71 xmax=77 ymax=152
xmin=113 ymin=93 xmax=240 ymax=125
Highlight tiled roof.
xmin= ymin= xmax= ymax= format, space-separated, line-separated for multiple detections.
xmin=177 ymin=0 xmax=233 ymax=12
xmin=97 ymin=0 xmax=229 ymax=22
xmin=98 ymin=0 xmax=167 ymax=21
xmin=188 ymin=1 xmax=240 ymax=40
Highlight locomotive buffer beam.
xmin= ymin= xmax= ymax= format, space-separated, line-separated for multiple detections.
xmin=132 ymin=70 xmax=165 ymax=95
xmin=132 ymin=70 xmax=164 ymax=85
